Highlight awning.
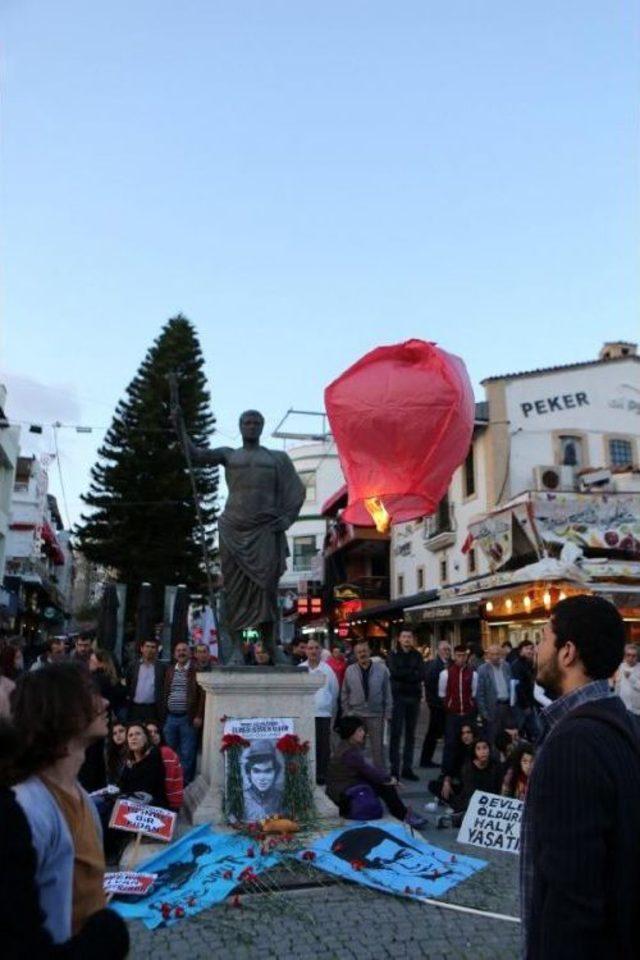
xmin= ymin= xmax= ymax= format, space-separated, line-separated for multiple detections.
xmin=346 ymin=590 xmax=438 ymax=622
xmin=321 ymin=484 xmax=348 ymax=517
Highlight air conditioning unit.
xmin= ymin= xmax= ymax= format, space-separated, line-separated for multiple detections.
xmin=578 ymin=468 xmax=614 ymax=492
xmin=533 ymin=465 xmax=576 ymax=492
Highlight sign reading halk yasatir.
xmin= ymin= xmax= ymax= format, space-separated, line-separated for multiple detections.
xmin=457 ymin=791 xmax=522 ymax=854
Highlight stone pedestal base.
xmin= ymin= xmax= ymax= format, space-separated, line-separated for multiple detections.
xmin=185 ymin=666 xmax=340 ymax=827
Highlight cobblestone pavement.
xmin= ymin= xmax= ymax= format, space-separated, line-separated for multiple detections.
xmin=127 ymin=707 xmax=521 ymax=959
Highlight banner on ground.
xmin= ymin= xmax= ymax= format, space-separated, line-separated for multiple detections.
xmin=109 ymin=798 xmax=176 ymax=842
xmin=457 ymin=791 xmax=523 ymax=854
xmin=223 ymin=717 xmax=294 ymax=822
xmin=299 ymin=821 xmax=485 ymax=899
xmin=111 ymin=824 xmax=280 ymax=928
xmin=104 ymin=872 xmax=157 ymax=896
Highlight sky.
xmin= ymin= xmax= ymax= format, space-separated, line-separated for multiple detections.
xmin=1 ymin=1 xmax=638 ymax=526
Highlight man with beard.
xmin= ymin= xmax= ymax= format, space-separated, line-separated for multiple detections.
xmin=521 ymin=595 xmax=640 ymax=960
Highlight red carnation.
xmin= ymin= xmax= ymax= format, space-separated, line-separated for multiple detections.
xmin=220 ymin=733 xmax=250 ymax=752
xmin=174 ymin=906 xmax=185 ymax=918
xmin=222 ymin=870 xmax=233 ymax=880
xmin=301 ymin=850 xmax=316 ymax=862
xmin=350 ymin=859 xmax=365 ymax=871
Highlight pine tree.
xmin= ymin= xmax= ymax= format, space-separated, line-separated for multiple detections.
xmin=75 ymin=316 xmax=218 ymax=613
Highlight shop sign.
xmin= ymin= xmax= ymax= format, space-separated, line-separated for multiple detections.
xmin=520 ymin=391 xmax=589 ymax=419
xmin=407 ymin=600 xmax=479 ymax=623
xmin=531 ymin=492 xmax=640 ymax=554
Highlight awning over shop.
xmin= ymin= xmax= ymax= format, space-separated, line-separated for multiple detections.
xmin=345 ymin=589 xmax=438 ymax=622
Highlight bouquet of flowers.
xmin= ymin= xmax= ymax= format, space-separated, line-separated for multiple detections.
xmin=221 ymin=733 xmax=250 ymax=822
xmin=276 ymin=733 xmax=315 ymax=822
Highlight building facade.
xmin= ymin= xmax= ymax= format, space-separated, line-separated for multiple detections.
xmin=0 ymin=386 xmax=20 ymax=589
xmin=3 ymin=455 xmax=75 ymax=641
xmin=390 ymin=342 xmax=640 ymax=649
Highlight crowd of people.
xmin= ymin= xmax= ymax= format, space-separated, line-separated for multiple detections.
xmin=0 ymin=631 xmax=224 ymax=957
xmin=2 ymin=593 xmax=640 ymax=958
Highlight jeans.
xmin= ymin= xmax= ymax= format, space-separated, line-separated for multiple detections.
xmin=164 ymin=712 xmax=198 ymax=784
xmin=362 ymin=716 xmax=385 ymax=770
xmin=389 ymin=696 xmax=420 ymax=776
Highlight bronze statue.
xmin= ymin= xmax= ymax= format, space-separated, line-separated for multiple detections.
xmin=171 ymin=394 xmax=304 ymax=665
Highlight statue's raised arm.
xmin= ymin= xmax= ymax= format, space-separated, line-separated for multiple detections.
xmin=168 ymin=372 xmax=232 ymax=466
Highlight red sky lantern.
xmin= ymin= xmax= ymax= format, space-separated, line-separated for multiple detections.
xmin=325 ymin=339 xmax=475 ymax=531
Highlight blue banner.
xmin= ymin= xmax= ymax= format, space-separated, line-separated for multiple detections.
xmin=298 ymin=822 xmax=486 ymax=899
xmin=112 ymin=825 xmax=279 ymax=928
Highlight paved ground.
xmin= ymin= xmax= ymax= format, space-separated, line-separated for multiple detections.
xmin=126 ymin=705 xmax=522 ymax=959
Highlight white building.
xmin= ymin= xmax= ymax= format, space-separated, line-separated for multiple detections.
xmin=4 ymin=455 xmax=74 ymax=637
xmin=0 ymin=385 xmax=20 ymax=585
xmin=279 ymin=439 xmax=344 ymax=589
xmin=391 ymin=341 xmax=640 ymax=648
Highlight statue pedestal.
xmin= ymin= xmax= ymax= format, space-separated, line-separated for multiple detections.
xmin=185 ymin=666 xmax=340 ymax=827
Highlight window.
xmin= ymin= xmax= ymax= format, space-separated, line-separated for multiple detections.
xmin=558 ymin=435 xmax=584 ymax=467
xmin=440 ymin=559 xmax=448 ymax=583
xmin=397 ymin=574 xmax=405 ymax=596
xmin=292 ymin=535 xmax=317 ymax=571
xmin=467 ymin=548 xmax=476 ymax=574
xmin=435 ymin=494 xmax=452 ymax=533
xmin=298 ymin=471 xmax=317 ymax=502
xmin=417 ymin=567 xmax=425 ymax=590
xmin=609 ymin=438 xmax=633 ymax=469
xmin=463 ymin=444 xmax=476 ymax=497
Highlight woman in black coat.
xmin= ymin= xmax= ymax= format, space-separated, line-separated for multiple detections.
xmin=118 ymin=723 xmax=168 ymax=808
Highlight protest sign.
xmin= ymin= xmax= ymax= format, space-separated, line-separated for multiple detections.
xmin=109 ymin=798 xmax=176 ymax=842
xmin=112 ymin=824 xmax=280 ymax=928
xmin=104 ymin=872 xmax=158 ymax=896
xmin=457 ymin=791 xmax=523 ymax=854
xmin=223 ymin=717 xmax=294 ymax=822
xmin=300 ymin=821 xmax=485 ymax=899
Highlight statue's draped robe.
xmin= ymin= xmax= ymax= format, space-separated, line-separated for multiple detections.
xmin=218 ymin=450 xmax=305 ymax=631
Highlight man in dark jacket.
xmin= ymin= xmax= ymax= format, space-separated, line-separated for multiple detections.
xmin=125 ymin=639 xmax=166 ymax=723
xmin=510 ymin=640 xmax=538 ymax=740
xmin=521 ymin=594 xmax=640 ymax=960
xmin=419 ymin=640 xmax=451 ymax=768
xmin=387 ymin=628 xmax=423 ymax=781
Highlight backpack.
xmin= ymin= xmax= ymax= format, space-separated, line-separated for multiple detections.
xmin=343 ymin=783 xmax=384 ymax=820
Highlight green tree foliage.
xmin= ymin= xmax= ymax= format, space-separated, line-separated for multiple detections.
xmin=76 ymin=316 xmax=217 ymax=607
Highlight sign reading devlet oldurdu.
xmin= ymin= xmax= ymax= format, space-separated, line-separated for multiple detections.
xmin=223 ymin=717 xmax=294 ymax=821
xmin=456 ymin=791 xmax=523 ymax=854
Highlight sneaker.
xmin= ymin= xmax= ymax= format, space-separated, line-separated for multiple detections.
xmin=401 ymin=770 xmax=420 ymax=782
xmin=424 ymin=801 xmax=441 ymax=812
xmin=404 ymin=808 xmax=428 ymax=830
